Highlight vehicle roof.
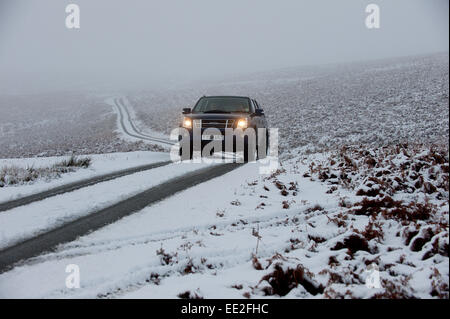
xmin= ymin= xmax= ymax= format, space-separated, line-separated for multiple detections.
xmin=201 ymin=95 xmax=251 ymax=99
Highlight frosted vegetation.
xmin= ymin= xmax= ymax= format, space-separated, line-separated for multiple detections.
xmin=130 ymin=52 xmax=448 ymax=155
xmin=124 ymin=53 xmax=448 ymax=298
xmin=0 ymin=53 xmax=447 ymax=298
xmin=137 ymin=145 xmax=448 ymax=299
xmin=0 ymin=155 xmax=91 ymax=187
xmin=1 ymin=53 xmax=447 ymax=159
xmin=247 ymin=144 xmax=449 ymax=298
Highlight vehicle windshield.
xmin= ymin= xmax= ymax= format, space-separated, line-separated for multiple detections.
xmin=192 ymin=97 xmax=250 ymax=113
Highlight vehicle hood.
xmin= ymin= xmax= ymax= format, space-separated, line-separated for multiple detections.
xmin=186 ymin=113 xmax=249 ymax=120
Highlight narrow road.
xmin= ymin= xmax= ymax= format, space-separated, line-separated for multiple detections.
xmin=0 ymin=96 xmax=175 ymax=213
xmin=113 ymin=97 xmax=176 ymax=146
xmin=0 ymin=163 xmax=241 ymax=273
xmin=0 ymin=161 xmax=171 ymax=213
xmin=0 ymin=96 xmax=242 ymax=273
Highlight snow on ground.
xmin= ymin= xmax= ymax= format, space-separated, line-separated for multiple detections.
xmin=0 ymin=53 xmax=448 ymax=299
xmin=0 ymin=156 xmax=217 ymax=250
xmin=0 ymin=144 xmax=447 ymax=298
xmin=129 ymin=53 xmax=449 ymax=155
xmin=0 ymin=151 xmax=169 ymax=203
xmin=120 ymin=97 xmax=171 ymax=141
xmin=0 ymin=93 xmax=164 ymax=159
xmin=104 ymin=97 xmax=168 ymax=143
xmin=2 ymin=53 xmax=447 ymax=159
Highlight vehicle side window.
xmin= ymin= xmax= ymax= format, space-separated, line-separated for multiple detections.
xmin=247 ymin=99 xmax=253 ymax=113
xmin=251 ymin=99 xmax=258 ymax=110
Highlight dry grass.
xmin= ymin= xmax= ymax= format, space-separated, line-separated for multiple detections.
xmin=310 ymin=144 xmax=449 ymax=198
xmin=259 ymin=263 xmax=324 ymax=296
xmin=155 ymin=246 xmax=177 ymax=266
xmin=299 ymin=144 xmax=449 ymax=298
xmin=332 ymin=234 xmax=370 ymax=255
xmin=0 ymin=155 xmax=92 ymax=187
xmin=177 ymin=290 xmax=203 ymax=299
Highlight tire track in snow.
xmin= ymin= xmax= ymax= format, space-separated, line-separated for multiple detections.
xmin=37 ymin=218 xmax=300 ymax=298
xmin=0 ymin=162 xmax=241 ymax=273
xmin=0 ymin=96 xmax=176 ymax=213
xmin=0 ymin=160 xmax=171 ymax=213
xmin=37 ymin=208 xmax=307 ymax=261
xmin=49 ymin=218 xmax=302 ymax=299
xmin=113 ymin=97 xmax=176 ymax=146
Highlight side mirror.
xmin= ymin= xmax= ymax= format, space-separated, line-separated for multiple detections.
xmin=182 ymin=108 xmax=191 ymax=114
xmin=255 ymin=109 xmax=264 ymax=116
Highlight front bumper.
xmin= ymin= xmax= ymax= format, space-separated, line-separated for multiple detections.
xmin=178 ymin=128 xmax=250 ymax=152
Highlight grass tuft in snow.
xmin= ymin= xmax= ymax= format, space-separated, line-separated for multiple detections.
xmin=0 ymin=155 xmax=92 ymax=187
xmin=58 ymin=155 xmax=91 ymax=168
xmin=177 ymin=290 xmax=203 ymax=299
xmin=258 ymin=263 xmax=324 ymax=297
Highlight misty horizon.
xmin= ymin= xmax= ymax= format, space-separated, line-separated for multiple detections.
xmin=0 ymin=0 xmax=448 ymax=93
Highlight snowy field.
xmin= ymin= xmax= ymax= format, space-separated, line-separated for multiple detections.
xmin=0 ymin=151 xmax=168 ymax=203
xmin=0 ymin=144 xmax=447 ymax=298
xmin=0 ymin=93 xmax=163 ymax=159
xmin=1 ymin=53 xmax=447 ymax=159
xmin=0 ymin=53 xmax=448 ymax=299
xmin=129 ymin=53 xmax=449 ymax=155
xmin=0 ymin=155 xmax=216 ymax=250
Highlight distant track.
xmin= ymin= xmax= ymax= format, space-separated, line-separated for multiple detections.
xmin=0 ymin=160 xmax=171 ymax=213
xmin=0 ymin=162 xmax=241 ymax=273
xmin=114 ymin=97 xmax=176 ymax=146
xmin=0 ymin=96 xmax=176 ymax=213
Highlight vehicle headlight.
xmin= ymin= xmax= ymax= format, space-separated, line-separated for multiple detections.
xmin=237 ymin=118 xmax=248 ymax=129
xmin=183 ymin=117 xmax=192 ymax=128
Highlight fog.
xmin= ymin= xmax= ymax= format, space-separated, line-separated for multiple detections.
xmin=0 ymin=0 xmax=448 ymax=93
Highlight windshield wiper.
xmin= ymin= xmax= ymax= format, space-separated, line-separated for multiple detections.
xmin=203 ymin=110 xmax=231 ymax=113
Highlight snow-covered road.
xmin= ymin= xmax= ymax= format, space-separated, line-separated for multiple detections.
xmin=0 ymin=160 xmax=222 ymax=250
xmin=108 ymin=97 xmax=175 ymax=147
xmin=0 ymin=162 xmax=240 ymax=273
xmin=0 ymin=162 xmax=299 ymax=298
xmin=1 ymin=145 xmax=447 ymax=299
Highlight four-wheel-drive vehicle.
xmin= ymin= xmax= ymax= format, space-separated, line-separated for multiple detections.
xmin=178 ymin=96 xmax=269 ymax=162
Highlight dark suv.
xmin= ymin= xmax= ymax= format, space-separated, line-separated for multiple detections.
xmin=179 ymin=96 xmax=269 ymax=162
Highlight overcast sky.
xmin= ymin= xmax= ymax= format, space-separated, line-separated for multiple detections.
xmin=0 ymin=0 xmax=448 ymax=92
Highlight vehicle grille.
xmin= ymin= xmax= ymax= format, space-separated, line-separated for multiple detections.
xmin=197 ymin=119 xmax=235 ymax=129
